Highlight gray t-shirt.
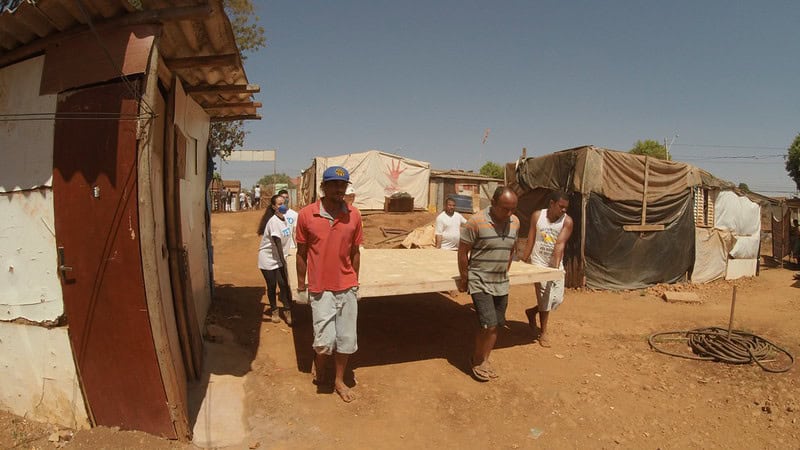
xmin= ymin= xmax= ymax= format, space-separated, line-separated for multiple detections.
xmin=460 ymin=207 xmax=520 ymax=296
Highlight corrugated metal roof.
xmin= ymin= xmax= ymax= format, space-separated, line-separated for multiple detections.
xmin=0 ymin=0 xmax=259 ymax=121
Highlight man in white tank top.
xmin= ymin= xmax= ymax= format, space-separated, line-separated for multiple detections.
xmin=520 ymin=191 xmax=574 ymax=347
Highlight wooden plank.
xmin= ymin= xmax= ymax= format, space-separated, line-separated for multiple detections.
xmin=663 ymin=292 xmax=702 ymax=304
xmin=156 ymin=54 xmax=173 ymax=90
xmin=641 ymin=156 xmax=650 ymax=226
xmin=623 ymin=224 xmax=665 ymax=232
xmin=184 ymin=83 xmax=260 ymax=94
xmin=380 ymin=226 xmax=408 ymax=237
xmin=138 ymin=49 xmax=192 ymax=439
xmin=203 ymin=101 xmax=262 ymax=110
xmin=580 ymin=194 xmax=587 ymax=287
xmin=164 ymin=53 xmax=239 ymax=69
xmin=209 ymin=114 xmax=261 ymax=122
xmin=288 ymin=248 xmax=563 ymax=301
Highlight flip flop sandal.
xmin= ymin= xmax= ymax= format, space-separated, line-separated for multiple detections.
xmin=482 ymin=360 xmax=500 ymax=379
xmin=470 ymin=357 xmax=491 ymax=382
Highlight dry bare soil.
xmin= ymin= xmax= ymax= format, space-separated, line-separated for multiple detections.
xmin=4 ymin=209 xmax=800 ymax=449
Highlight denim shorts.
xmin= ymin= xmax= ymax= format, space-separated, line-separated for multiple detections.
xmin=471 ymin=292 xmax=508 ymax=329
xmin=309 ymin=287 xmax=358 ymax=355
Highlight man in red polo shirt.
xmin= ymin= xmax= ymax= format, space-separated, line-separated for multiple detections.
xmin=296 ymin=166 xmax=362 ymax=403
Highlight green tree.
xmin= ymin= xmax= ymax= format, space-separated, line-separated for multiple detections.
xmin=737 ymin=182 xmax=750 ymax=192
xmin=225 ymin=0 xmax=266 ymax=60
xmin=785 ymin=133 xmax=800 ymax=190
xmin=209 ymin=0 xmax=267 ymax=160
xmin=209 ymin=120 xmax=246 ymax=160
xmin=258 ymin=173 xmax=295 ymax=188
xmin=629 ymin=139 xmax=668 ymax=160
xmin=480 ymin=161 xmax=504 ymax=179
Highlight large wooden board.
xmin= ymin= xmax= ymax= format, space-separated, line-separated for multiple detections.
xmin=287 ymin=249 xmax=563 ymax=300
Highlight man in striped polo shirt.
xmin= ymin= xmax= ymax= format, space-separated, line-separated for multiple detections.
xmin=457 ymin=187 xmax=519 ymax=381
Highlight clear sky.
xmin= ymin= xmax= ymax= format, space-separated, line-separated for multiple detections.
xmin=221 ymin=0 xmax=800 ymax=196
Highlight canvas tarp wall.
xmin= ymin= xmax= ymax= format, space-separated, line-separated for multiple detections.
xmin=515 ymin=146 xmax=702 ymax=202
xmin=513 ymin=146 xmax=703 ymax=290
xmin=692 ymin=228 xmax=735 ymax=284
xmin=584 ymin=191 xmax=696 ymax=290
xmin=303 ymin=150 xmax=430 ymax=210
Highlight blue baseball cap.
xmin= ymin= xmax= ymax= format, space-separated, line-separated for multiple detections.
xmin=322 ymin=166 xmax=351 ymax=183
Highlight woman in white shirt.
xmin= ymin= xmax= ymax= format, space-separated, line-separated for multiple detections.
xmin=257 ymin=194 xmax=294 ymax=325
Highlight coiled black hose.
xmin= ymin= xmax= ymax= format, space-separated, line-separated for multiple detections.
xmin=648 ymin=326 xmax=794 ymax=373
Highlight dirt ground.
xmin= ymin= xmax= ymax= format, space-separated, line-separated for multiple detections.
xmin=4 ymin=208 xmax=800 ymax=449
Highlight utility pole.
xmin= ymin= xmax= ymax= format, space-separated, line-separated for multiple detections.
xmin=664 ymin=134 xmax=678 ymax=161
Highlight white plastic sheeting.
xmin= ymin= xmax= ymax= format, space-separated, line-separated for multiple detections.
xmin=693 ymin=191 xmax=761 ymax=283
xmin=714 ymin=191 xmax=761 ymax=259
xmin=309 ymin=150 xmax=430 ymax=210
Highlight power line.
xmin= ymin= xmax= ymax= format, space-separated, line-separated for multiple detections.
xmin=673 ymin=143 xmax=786 ymax=150
xmin=679 ymin=154 xmax=784 ymax=161
xmin=750 ymin=190 xmax=797 ymax=194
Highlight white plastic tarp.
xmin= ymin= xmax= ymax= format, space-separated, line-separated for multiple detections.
xmin=714 ymin=191 xmax=761 ymax=259
xmin=313 ymin=150 xmax=430 ymax=210
xmin=692 ymin=228 xmax=733 ymax=284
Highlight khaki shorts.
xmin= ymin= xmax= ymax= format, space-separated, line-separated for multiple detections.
xmin=310 ymin=287 xmax=358 ymax=355
xmin=535 ymin=280 xmax=564 ymax=312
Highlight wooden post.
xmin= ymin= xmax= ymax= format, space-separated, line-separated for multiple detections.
xmin=727 ymin=286 xmax=738 ymax=340
xmin=580 ymin=194 xmax=587 ymax=287
xmin=522 ymin=147 xmax=527 ymax=158
xmin=641 ymin=156 xmax=650 ymax=226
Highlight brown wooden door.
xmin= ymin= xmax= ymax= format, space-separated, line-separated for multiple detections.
xmin=53 ymin=80 xmax=176 ymax=438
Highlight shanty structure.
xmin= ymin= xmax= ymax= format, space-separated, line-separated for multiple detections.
xmin=210 ymin=178 xmax=241 ymax=211
xmin=428 ymin=170 xmax=503 ymax=213
xmin=741 ymin=193 xmax=800 ymax=265
xmin=0 ymin=0 xmax=259 ymax=439
xmin=774 ymin=197 xmax=800 ymax=263
xmin=299 ymin=150 xmax=430 ymax=210
xmin=692 ymin=189 xmax=762 ymax=283
xmin=508 ymin=146 xmax=761 ymax=290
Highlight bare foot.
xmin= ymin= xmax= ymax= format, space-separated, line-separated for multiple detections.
xmin=538 ymin=332 xmax=551 ymax=348
xmin=524 ymin=308 xmax=538 ymax=331
xmin=334 ymin=383 xmax=355 ymax=403
xmin=312 ymin=367 xmax=331 ymax=387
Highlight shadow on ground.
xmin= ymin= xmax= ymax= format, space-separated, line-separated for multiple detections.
xmin=290 ymin=292 xmax=536 ymax=379
xmin=187 ymin=284 xmax=266 ymax=430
